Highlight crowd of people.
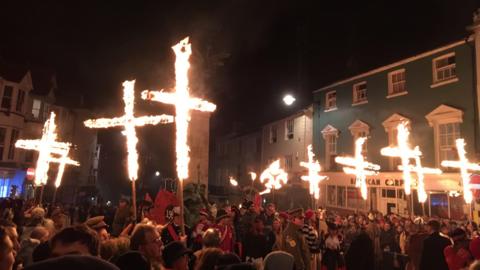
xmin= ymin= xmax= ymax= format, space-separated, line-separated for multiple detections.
xmin=2 ymin=196 xmax=480 ymax=270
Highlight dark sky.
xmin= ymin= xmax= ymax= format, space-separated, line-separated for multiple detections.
xmin=1 ymin=0 xmax=479 ymax=198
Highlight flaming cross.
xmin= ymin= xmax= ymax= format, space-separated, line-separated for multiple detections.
xmin=381 ymin=123 xmax=441 ymax=202
xmin=259 ymin=159 xmax=289 ymax=195
xmin=441 ymin=139 xmax=480 ymax=203
xmin=300 ymin=144 xmax=328 ymax=200
xmin=142 ymin=37 xmax=216 ymax=182
xmin=15 ymin=112 xmax=79 ymax=187
xmin=335 ymin=137 xmax=380 ymax=200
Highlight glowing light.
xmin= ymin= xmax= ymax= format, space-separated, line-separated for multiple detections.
xmin=142 ymin=37 xmax=216 ymax=182
xmin=300 ymin=144 xmax=328 ymax=199
xmin=250 ymin=172 xmax=257 ymax=181
xmin=84 ymin=80 xmax=174 ymax=181
xmin=259 ymin=160 xmax=288 ymax=194
xmin=15 ymin=112 xmax=79 ymax=187
xmin=441 ymin=139 xmax=480 ymax=204
xmin=229 ymin=177 xmax=238 ymax=186
xmin=335 ymin=137 xmax=380 ymax=200
xmin=155 ymin=171 xmax=160 ymax=177
xmin=381 ymin=123 xmax=441 ymax=202
xmin=283 ymin=95 xmax=296 ymax=106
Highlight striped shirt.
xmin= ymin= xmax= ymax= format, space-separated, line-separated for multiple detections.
xmin=302 ymin=223 xmax=320 ymax=253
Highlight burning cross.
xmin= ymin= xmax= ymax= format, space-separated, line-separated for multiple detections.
xmin=335 ymin=137 xmax=380 ymax=200
xmin=300 ymin=144 xmax=328 ymax=200
xmin=16 ymin=112 xmax=79 ymax=187
xmin=259 ymin=159 xmax=289 ymax=195
xmin=84 ymin=80 xmax=174 ymax=181
xmin=381 ymin=123 xmax=441 ymax=202
xmin=142 ymin=37 xmax=216 ymax=181
xmin=441 ymin=139 xmax=480 ymax=203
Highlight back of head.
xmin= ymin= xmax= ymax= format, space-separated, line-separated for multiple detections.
xmin=30 ymin=227 xmax=49 ymax=241
xmin=195 ymin=247 xmax=223 ymax=270
xmin=224 ymin=263 xmax=256 ymax=270
xmin=264 ymin=251 xmax=294 ymax=270
xmin=25 ymin=254 xmax=119 ymax=270
xmin=216 ymin=252 xmax=241 ymax=268
xmin=114 ymin=251 xmax=151 ymax=270
xmin=50 ymin=225 xmax=99 ymax=256
xmin=427 ymin=220 xmax=441 ymax=232
xmin=129 ymin=224 xmax=155 ymax=251
xmin=202 ymin=228 xmax=220 ymax=248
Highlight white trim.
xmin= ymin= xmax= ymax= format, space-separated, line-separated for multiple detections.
xmin=325 ymin=90 xmax=337 ymax=111
xmin=314 ymin=40 xmax=466 ymax=93
xmin=324 ymin=107 xmax=338 ymax=112
xmin=352 ymin=81 xmax=368 ymax=104
xmin=348 ymin=120 xmax=370 ymax=136
xmin=432 ymin=52 xmax=457 ymax=86
xmin=388 ymin=69 xmax=406 ymax=97
xmin=430 ymin=77 xmax=459 ymax=88
xmin=352 ymin=100 xmax=368 ymax=106
xmin=386 ymin=91 xmax=408 ymax=99
xmin=382 ymin=113 xmax=410 ymax=132
xmin=321 ymin=124 xmax=339 ymax=139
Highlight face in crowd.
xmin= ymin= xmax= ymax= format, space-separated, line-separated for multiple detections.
xmin=140 ymin=227 xmax=162 ymax=262
xmin=0 ymin=227 xmax=15 ymax=270
xmin=292 ymin=215 xmax=304 ymax=226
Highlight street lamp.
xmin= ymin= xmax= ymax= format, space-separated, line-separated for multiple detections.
xmin=283 ymin=94 xmax=296 ymax=106
xmin=155 ymin=171 xmax=160 ymax=177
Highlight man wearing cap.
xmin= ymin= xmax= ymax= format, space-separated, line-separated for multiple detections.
xmin=280 ymin=208 xmax=310 ymax=270
xmin=161 ymin=206 xmax=191 ymax=247
xmin=215 ymin=209 xmax=234 ymax=253
xmin=162 ymin=241 xmax=192 ymax=270
xmin=191 ymin=209 xmax=211 ymax=251
xmin=112 ymin=198 xmax=134 ymax=237
xmin=85 ymin=216 xmax=110 ymax=242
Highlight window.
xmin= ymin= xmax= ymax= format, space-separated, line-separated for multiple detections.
xmin=353 ymin=82 xmax=367 ymax=104
xmin=322 ymin=125 xmax=339 ymax=170
xmin=325 ymin=91 xmax=336 ymax=111
xmin=383 ymin=114 xmax=410 ymax=170
xmin=327 ymin=186 xmax=336 ymax=205
xmin=32 ymin=99 xmax=42 ymax=119
xmin=438 ymin=122 xmax=460 ymax=162
xmin=15 ymin=89 xmax=25 ymax=113
xmin=388 ymin=69 xmax=406 ymax=96
xmin=347 ymin=187 xmax=365 ymax=209
xmin=285 ymin=119 xmax=294 ymax=140
xmin=269 ymin=125 xmax=277 ymax=144
xmin=381 ymin=188 xmax=396 ymax=198
xmin=337 ymin=186 xmax=346 ymax=207
xmin=285 ymin=155 xmax=293 ymax=170
xmin=354 ymin=131 xmax=368 ymax=154
xmin=1 ymin=86 xmax=13 ymax=110
xmin=433 ymin=53 xmax=456 ymax=83
xmin=0 ymin=128 xmax=6 ymax=161
xmin=8 ymin=129 xmax=18 ymax=160
xmin=349 ymin=120 xmax=369 ymax=155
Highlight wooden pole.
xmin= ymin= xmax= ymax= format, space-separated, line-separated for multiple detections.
xmin=177 ymin=178 xmax=186 ymax=236
xmin=39 ymin=185 xmax=45 ymax=206
xmin=131 ymin=180 xmax=137 ymax=223
xmin=52 ymin=188 xmax=58 ymax=205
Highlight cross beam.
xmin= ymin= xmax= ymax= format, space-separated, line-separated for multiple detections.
xmin=300 ymin=144 xmax=328 ymax=200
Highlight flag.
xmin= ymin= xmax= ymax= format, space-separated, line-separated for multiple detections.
xmin=149 ymin=189 xmax=179 ymax=225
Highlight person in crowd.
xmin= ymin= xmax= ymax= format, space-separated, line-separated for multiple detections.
xmin=0 ymin=226 xmax=16 ymax=270
xmin=380 ymin=221 xmax=399 ymax=269
xmin=192 ymin=209 xmax=211 ymax=251
xmin=261 ymin=203 xmax=277 ymax=229
xmin=130 ymin=223 xmax=163 ymax=270
xmin=263 ymin=250 xmax=294 ymax=270
xmin=271 ymin=217 xmax=283 ymax=250
xmin=420 ymin=220 xmax=451 ymax=270
xmin=194 ymin=228 xmax=221 ymax=259
xmin=239 ymin=201 xmax=256 ymax=241
xmin=85 ymin=216 xmax=110 ymax=242
xmin=406 ymin=219 xmax=428 ymax=270
xmin=50 ymin=208 xmax=68 ymax=233
xmin=365 ymin=212 xmax=381 ymax=269
xmin=444 ymin=228 xmax=473 ymax=270
xmin=162 ymin=241 xmax=192 ymax=270
xmin=18 ymin=226 xmax=49 ymax=266
xmin=244 ymin=216 xmax=270 ymax=262
xmin=114 ymin=251 xmax=151 ymax=270
xmin=112 ymin=198 xmax=133 ymax=237
xmin=215 ymin=209 xmax=235 ymax=253
xmin=397 ymin=224 xmax=408 ymax=255
xmin=21 ymin=207 xmax=54 ymax=241
xmin=302 ymin=209 xmax=320 ymax=269
xmin=280 ymin=208 xmax=310 ymax=270
xmin=345 ymin=231 xmax=374 ymax=270
xmin=194 ymin=247 xmax=223 ymax=270
xmin=25 ymin=255 xmax=120 ymax=270
xmin=161 ymin=206 xmax=190 ymax=247
xmin=322 ymin=223 xmax=343 ymax=270
xmin=216 ymin=252 xmax=241 ymax=270
xmin=50 ymin=224 xmax=99 ymax=257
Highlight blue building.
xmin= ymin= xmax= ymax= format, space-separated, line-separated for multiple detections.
xmin=313 ymin=14 xmax=480 ymax=219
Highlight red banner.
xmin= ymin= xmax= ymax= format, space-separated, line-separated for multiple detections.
xmin=148 ymin=189 xmax=179 ymax=225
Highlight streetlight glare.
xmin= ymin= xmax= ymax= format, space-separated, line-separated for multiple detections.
xmin=155 ymin=171 xmax=160 ymax=176
xmin=283 ymin=94 xmax=296 ymax=106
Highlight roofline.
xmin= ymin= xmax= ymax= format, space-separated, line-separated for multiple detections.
xmin=262 ymin=104 xmax=313 ymax=128
xmin=313 ymin=39 xmax=469 ymax=93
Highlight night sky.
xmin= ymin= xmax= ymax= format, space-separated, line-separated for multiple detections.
xmin=1 ymin=1 xmax=478 ymax=199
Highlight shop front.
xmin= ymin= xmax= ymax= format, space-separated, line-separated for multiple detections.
xmin=320 ymin=172 xmax=468 ymax=219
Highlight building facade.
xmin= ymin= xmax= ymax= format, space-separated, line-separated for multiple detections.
xmin=0 ymin=68 xmax=99 ymax=202
xmin=313 ymin=18 xmax=480 ymax=219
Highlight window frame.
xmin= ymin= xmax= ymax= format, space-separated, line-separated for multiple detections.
xmin=285 ymin=118 xmax=294 ymax=140
xmin=269 ymin=125 xmax=278 ymax=144
xmin=387 ymin=69 xmax=407 ymax=98
xmin=0 ymin=127 xmax=6 ymax=161
xmin=7 ymin=129 xmax=19 ymax=160
xmin=325 ymin=90 xmax=337 ymax=111
xmin=352 ymin=81 xmax=368 ymax=105
xmin=432 ymin=52 xmax=457 ymax=86
xmin=1 ymin=85 xmax=13 ymax=111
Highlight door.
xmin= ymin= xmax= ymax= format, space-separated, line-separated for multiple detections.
xmin=370 ymin=187 xmax=377 ymax=211
xmin=387 ymin=202 xmax=396 ymax=214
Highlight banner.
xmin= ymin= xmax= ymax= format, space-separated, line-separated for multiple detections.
xmin=148 ymin=189 xmax=179 ymax=225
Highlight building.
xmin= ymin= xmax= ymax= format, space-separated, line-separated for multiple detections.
xmin=0 ymin=67 xmax=99 ymax=202
xmin=312 ymin=13 xmax=480 ymax=219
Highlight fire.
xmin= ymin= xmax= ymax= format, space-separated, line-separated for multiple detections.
xmin=335 ymin=137 xmax=380 ymax=200
xmin=84 ymin=80 xmax=174 ymax=181
xmin=441 ymin=139 xmax=480 ymax=203
xmin=381 ymin=123 xmax=441 ymax=202
xmin=300 ymin=144 xmax=328 ymax=199
xmin=142 ymin=37 xmax=216 ymax=182
xmin=15 ymin=112 xmax=79 ymax=187
xmin=259 ymin=159 xmax=289 ymax=194
xmin=250 ymin=172 xmax=257 ymax=181
xmin=229 ymin=177 xmax=238 ymax=186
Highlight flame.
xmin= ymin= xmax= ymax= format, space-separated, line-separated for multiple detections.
xmin=441 ymin=139 xmax=480 ymax=203
xmin=250 ymin=172 xmax=257 ymax=181
xmin=141 ymin=37 xmax=216 ymax=182
xmin=300 ymin=144 xmax=328 ymax=199
xmin=15 ymin=112 xmax=79 ymax=187
xmin=381 ymin=123 xmax=441 ymax=202
xmin=260 ymin=159 xmax=289 ymax=191
xmin=84 ymin=80 xmax=174 ymax=181
xmin=335 ymin=137 xmax=380 ymax=200
xmin=229 ymin=177 xmax=238 ymax=186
